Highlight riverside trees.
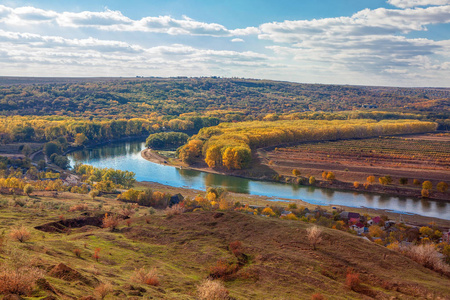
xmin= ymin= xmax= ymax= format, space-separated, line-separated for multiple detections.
xmin=179 ymin=119 xmax=437 ymax=170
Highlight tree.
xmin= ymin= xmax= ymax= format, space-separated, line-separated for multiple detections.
xmin=421 ymin=188 xmax=430 ymax=198
xmin=43 ymin=142 xmax=60 ymax=157
xmin=436 ymin=182 xmax=448 ymax=193
xmin=306 ymin=226 xmax=322 ymax=250
xmin=23 ymin=184 xmax=33 ymax=196
xmin=21 ymin=144 xmax=32 ymax=157
xmin=399 ymin=177 xmax=408 ymax=185
xmin=74 ymin=133 xmax=87 ymax=146
xmin=309 ymin=176 xmax=316 ymax=185
xmin=367 ymin=176 xmax=375 ymax=184
xmin=422 ymin=181 xmax=432 ymax=190
xmin=89 ymin=189 xmax=99 ymax=200
xmin=326 ymin=172 xmax=335 ymax=181
xmin=292 ymin=169 xmax=301 ymax=177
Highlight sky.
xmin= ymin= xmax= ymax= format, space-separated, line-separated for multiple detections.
xmin=0 ymin=0 xmax=449 ymax=87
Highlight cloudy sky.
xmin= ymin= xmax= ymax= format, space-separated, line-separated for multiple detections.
xmin=0 ymin=0 xmax=449 ymax=87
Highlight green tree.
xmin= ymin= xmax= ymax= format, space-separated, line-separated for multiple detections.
xmin=43 ymin=142 xmax=60 ymax=157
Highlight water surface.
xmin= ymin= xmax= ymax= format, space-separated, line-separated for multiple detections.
xmin=68 ymin=140 xmax=450 ymax=220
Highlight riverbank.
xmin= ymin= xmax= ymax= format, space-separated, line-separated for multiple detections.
xmin=141 ymin=148 xmax=449 ymax=203
xmin=136 ymin=180 xmax=450 ymax=229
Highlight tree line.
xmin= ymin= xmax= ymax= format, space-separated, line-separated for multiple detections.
xmin=179 ymin=119 xmax=438 ymax=170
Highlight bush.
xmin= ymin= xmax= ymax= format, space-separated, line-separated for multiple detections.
xmin=165 ymin=204 xmax=185 ymax=217
xmin=131 ymin=267 xmax=160 ymax=286
xmin=311 ymin=293 xmax=326 ymax=300
xmin=401 ymin=244 xmax=450 ymax=274
xmin=69 ymin=203 xmax=89 ymax=212
xmin=102 ymin=213 xmax=121 ymax=231
xmin=292 ymin=169 xmax=301 ymax=176
xmin=309 ymin=176 xmax=316 ymax=184
xmin=94 ymin=282 xmax=113 ymax=300
xmin=197 ymin=279 xmax=229 ymax=300
xmin=345 ymin=272 xmax=360 ymax=291
xmin=399 ymin=177 xmax=408 ymax=185
xmin=0 ymin=266 xmax=44 ymax=295
xmin=10 ymin=225 xmax=31 ymax=243
xmin=306 ymin=226 xmax=322 ymax=250
xmin=209 ymin=260 xmax=238 ymax=280
xmin=70 ymin=248 xmax=81 ymax=258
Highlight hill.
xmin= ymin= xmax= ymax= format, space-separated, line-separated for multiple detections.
xmin=1 ymin=192 xmax=449 ymax=299
xmin=1 ymin=77 xmax=449 ymax=119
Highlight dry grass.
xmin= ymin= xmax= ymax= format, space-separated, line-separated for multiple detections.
xmin=197 ymin=279 xmax=229 ymax=300
xmin=68 ymin=203 xmax=89 ymax=212
xmin=131 ymin=267 xmax=160 ymax=286
xmin=9 ymin=225 xmax=31 ymax=243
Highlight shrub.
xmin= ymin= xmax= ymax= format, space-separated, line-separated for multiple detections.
xmin=413 ymin=179 xmax=421 ymax=186
xmin=309 ymin=176 xmax=316 ymax=184
xmin=165 ymin=204 xmax=185 ymax=217
xmin=197 ymin=279 xmax=229 ymax=300
xmin=292 ymin=169 xmax=301 ymax=176
xmin=261 ymin=207 xmax=275 ymax=216
xmin=93 ymin=248 xmax=101 ymax=262
xmin=307 ymin=226 xmax=322 ymax=250
xmin=10 ymin=225 xmax=31 ymax=243
xmin=345 ymin=272 xmax=360 ymax=291
xmin=209 ymin=260 xmax=238 ymax=280
xmin=131 ymin=267 xmax=160 ymax=286
xmin=94 ymin=282 xmax=113 ymax=300
xmin=229 ymin=241 xmax=243 ymax=258
xmin=353 ymin=182 xmax=360 ymax=188
xmin=311 ymin=293 xmax=326 ymax=300
xmin=0 ymin=266 xmax=44 ymax=295
xmin=102 ymin=213 xmax=121 ymax=231
xmin=401 ymin=244 xmax=450 ymax=274
xmin=421 ymin=189 xmax=430 ymax=198
xmin=74 ymin=248 xmax=82 ymax=258
xmin=399 ymin=177 xmax=408 ymax=185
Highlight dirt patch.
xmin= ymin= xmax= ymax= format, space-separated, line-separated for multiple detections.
xmin=35 ymin=215 xmax=104 ymax=233
xmin=48 ymin=263 xmax=96 ymax=286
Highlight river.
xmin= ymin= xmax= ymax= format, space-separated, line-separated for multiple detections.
xmin=68 ymin=140 xmax=450 ymax=220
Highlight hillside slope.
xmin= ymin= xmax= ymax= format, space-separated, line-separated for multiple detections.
xmin=1 ymin=203 xmax=449 ymax=299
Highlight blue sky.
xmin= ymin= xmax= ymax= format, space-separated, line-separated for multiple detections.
xmin=0 ymin=0 xmax=449 ymax=86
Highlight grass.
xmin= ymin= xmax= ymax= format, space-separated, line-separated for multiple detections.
xmin=0 ymin=191 xmax=449 ymax=299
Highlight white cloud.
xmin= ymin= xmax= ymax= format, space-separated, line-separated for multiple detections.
xmin=231 ymin=38 xmax=244 ymax=42
xmin=387 ymin=0 xmax=450 ymax=8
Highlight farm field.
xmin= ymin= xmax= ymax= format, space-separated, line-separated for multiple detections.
xmin=261 ymin=133 xmax=450 ymax=191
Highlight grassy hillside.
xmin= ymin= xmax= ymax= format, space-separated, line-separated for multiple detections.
xmin=0 ymin=192 xmax=449 ymax=299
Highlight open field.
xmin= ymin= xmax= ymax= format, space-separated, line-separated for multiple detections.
xmin=0 ymin=189 xmax=449 ymax=299
xmin=260 ymin=133 xmax=450 ymax=194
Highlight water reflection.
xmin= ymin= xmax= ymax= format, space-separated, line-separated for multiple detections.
xmin=68 ymin=140 xmax=450 ymax=220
